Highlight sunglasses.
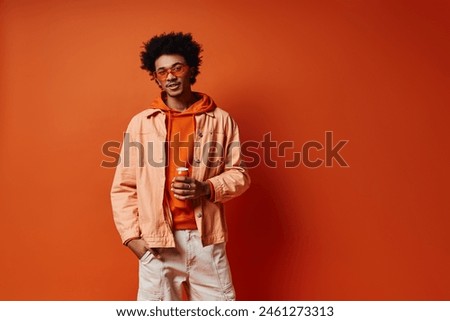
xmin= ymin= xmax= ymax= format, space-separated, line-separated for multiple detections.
xmin=154 ymin=63 xmax=189 ymax=81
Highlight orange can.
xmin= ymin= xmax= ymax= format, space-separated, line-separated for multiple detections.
xmin=174 ymin=167 xmax=189 ymax=208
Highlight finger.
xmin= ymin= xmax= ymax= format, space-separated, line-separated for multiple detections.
xmin=176 ymin=188 xmax=201 ymax=199
xmin=172 ymin=188 xmax=195 ymax=196
xmin=171 ymin=182 xmax=192 ymax=189
xmin=173 ymin=176 xmax=191 ymax=183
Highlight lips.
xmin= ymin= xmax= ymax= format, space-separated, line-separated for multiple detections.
xmin=166 ymin=82 xmax=180 ymax=90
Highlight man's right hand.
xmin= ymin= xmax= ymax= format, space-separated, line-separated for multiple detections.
xmin=127 ymin=239 xmax=161 ymax=260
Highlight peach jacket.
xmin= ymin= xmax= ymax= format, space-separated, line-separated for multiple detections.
xmin=111 ymin=107 xmax=250 ymax=247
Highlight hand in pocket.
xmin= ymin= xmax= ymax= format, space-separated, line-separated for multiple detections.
xmin=127 ymin=239 xmax=161 ymax=259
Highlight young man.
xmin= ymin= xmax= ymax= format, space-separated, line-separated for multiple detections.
xmin=111 ymin=32 xmax=250 ymax=301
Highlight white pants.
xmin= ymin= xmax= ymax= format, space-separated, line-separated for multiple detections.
xmin=137 ymin=230 xmax=235 ymax=301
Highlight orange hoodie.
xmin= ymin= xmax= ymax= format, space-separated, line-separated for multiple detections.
xmin=150 ymin=92 xmax=216 ymax=230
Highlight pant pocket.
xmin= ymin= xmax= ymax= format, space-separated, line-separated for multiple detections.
xmin=222 ymin=282 xmax=236 ymax=301
xmin=211 ymin=242 xmax=236 ymax=300
xmin=139 ymin=250 xmax=152 ymax=264
xmin=138 ymin=252 xmax=163 ymax=300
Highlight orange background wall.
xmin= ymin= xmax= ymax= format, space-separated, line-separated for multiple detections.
xmin=1 ymin=0 xmax=449 ymax=300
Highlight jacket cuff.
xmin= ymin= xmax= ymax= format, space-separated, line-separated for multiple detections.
xmin=120 ymin=229 xmax=141 ymax=245
xmin=123 ymin=236 xmax=141 ymax=246
xmin=206 ymin=180 xmax=216 ymax=202
xmin=207 ymin=176 xmax=224 ymax=202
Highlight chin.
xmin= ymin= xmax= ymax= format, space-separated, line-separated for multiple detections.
xmin=165 ymin=89 xmax=184 ymax=97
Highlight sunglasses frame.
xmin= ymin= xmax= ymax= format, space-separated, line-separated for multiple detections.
xmin=153 ymin=63 xmax=189 ymax=81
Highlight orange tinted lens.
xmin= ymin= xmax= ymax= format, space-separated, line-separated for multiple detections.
xmin=172 ymin=64 xmax=187 ymax=76
xmin=154 ymin=64 xmax=187 ymax=80
xmin=155 ymin=70 xmax=168 ymax=80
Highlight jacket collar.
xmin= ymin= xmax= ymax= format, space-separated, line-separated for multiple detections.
xmin=145 ymin=109 xmax=162 ymax=118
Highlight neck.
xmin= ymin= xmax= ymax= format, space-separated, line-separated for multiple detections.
xmin=166 ymin=89 xmax=197 ymax=112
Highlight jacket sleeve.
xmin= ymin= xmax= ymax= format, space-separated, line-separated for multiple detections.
xmin=207 ymin=116 xmax=251 ymax=203
xmin=110 ymin=118 xmax=141 ymax=244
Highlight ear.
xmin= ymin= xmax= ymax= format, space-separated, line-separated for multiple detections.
xmin=189 ymin=67 xmax=196 ymax=83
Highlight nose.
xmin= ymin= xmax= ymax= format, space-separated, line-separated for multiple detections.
xmin=166 ymin=71 xmax=176 ymax=80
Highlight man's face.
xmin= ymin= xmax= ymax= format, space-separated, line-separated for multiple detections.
xmin=154 ymin=54 xmax=192 ymax=98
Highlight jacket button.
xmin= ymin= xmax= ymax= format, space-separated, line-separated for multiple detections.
xmin=196 ymin=212 xmax=202 ymax=218
xmin=194 ymin=159 xmax=201 ymax=164
xmin=198 ymin=131 xmax=203 ymax=138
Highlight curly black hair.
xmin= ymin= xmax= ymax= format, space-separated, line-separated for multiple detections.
xmin=140 ymin=32 xmax=203 ymax=84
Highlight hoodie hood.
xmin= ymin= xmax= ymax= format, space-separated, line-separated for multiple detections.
xmin=150 ymin=91 xmax=216 ymax=116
